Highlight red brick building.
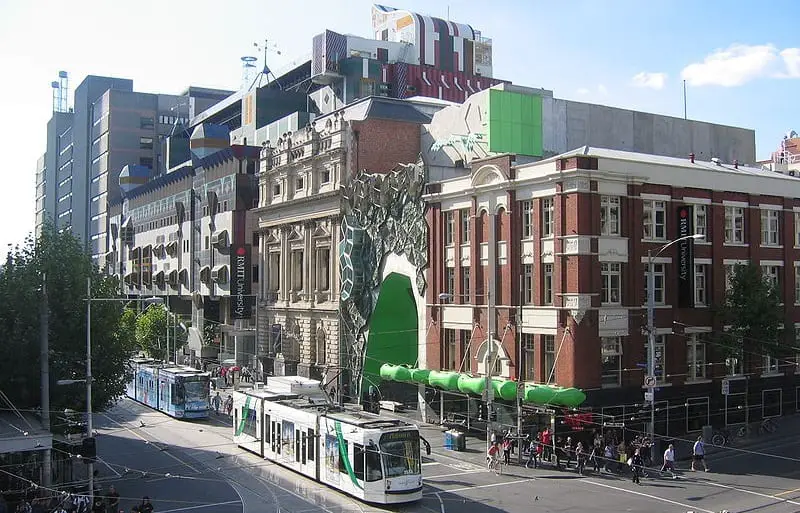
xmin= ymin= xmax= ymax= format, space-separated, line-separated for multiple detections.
xmin=424 ymin=147 xmax=800 ymax=433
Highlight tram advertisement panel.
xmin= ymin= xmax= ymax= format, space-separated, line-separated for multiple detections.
xmin=325 ymin=435 xmax=340 ymax=484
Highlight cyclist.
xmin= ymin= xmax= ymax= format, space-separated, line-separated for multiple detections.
xmin=487 ymin=442 xmax=501 ymax=473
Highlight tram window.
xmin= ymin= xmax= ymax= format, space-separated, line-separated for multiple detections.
xmin=353 ymin=443 xmax=365 ymax=481
xmin=301 ymin=432 xmax=307 ymax=464
xmin=295 ymin=429 xmax=301 ymax=462
xmin=365 ymin=446 xmax=383 ymax=482
xmin=307 ymin=429 xmax=315 ymax=461
xmin=338 ymin=441 xmax=348 ymax=474
xmin=264 ymin=414 xmax=271 ymax=445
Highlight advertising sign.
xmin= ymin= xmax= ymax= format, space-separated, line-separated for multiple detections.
xmin=676 ymin=205 xmax=695 ymax=308
xmin=230 ymin=243 xmax=253 ymax=319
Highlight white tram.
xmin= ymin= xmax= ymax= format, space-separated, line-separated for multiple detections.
xmin=232 ymin=377 xmax=422 ymax=504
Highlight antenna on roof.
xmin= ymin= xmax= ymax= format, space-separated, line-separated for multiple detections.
xmin=241 ymin=56 xmax=258 ymax=90
xmin=249 ymin=39 xmax=283 ymax=91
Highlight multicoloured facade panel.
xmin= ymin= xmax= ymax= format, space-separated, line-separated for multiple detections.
xmin=487 ymin=89 xmax=543 ymax=157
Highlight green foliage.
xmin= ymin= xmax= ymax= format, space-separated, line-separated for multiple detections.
xmin=718 ymin=263 xmax=784 ymax=366
xmin=203 ymin=322 xmax=220 ymax=346
xmin=133 ymin=305 xmax=187 ymax=360
xmin=0 ymin=224 xmax=137 ymax=422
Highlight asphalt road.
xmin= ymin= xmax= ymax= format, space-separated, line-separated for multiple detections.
xmin=93 ymin=399 xmax=800 ymax=513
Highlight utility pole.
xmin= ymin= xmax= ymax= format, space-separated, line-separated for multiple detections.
xmin=484 ymin=286 xmax=494 ymax=454
xmin=40 ymin=274 xmax=51 ymax=487
xmin=86 ymin=278 xmax=94 ymax=503
xmin=517 ymin=274 xmax=523 ymax=465
xmin=646 ymin=249 xmax=657 ymax=465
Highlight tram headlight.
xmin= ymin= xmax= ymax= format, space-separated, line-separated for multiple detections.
xmin=385 ymin=481 xmax=391 ymax=491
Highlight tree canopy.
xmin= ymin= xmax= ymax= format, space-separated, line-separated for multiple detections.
xmin=134 ymin=305 xmax=187 ymax=361
xmin=0 ymin=225 xmax=137 ymax=425
xmin=718 ymin=263 xmax=784 ymax=369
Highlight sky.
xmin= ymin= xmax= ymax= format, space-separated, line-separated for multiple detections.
xmin=1 ymin=0 xmax=798 ymax=253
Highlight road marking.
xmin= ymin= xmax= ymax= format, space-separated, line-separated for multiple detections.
xmin=776 ymin=487 xmax=800 ymax=497
xmin=703 ymin=480 xmax=800 ymax=506
xmin=428 ymin=477 xmax=535 ymax=495
xmin=435 ymin=492 xmax=445 ymax=513
xmin=583 ymin=479 xmax=716 ymax=513
xmin=156 ymin=500 xmax=241 ymax=512
xmin=99 ymin=412 xmax=201 ymax=474
xmin=425 ymin=470 xmax=481 ymax=480
xmin=422 ymin=462 xmax=442 ymax=467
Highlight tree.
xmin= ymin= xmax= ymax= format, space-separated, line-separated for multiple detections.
xmin=0 ymin=224 xmax=137 ymax=424
xmin=135 ymin=305 xmax=169 ymax=361
xmin=718 ymin=263 xmax=783 ymax=371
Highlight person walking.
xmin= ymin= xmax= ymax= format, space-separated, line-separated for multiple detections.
xmin=630 ymin=449 xmax=645 ymax=484
xmin=211 ymin=392 xmax=221 ymax=415
xmin=106 ymin=486 xmax=120 ymax=513
xmin=661 ymin=443 xmax=677 ymax=479
xmin=139 ymin=497 xmax=153 ymax=513
xmin=525 ymin=434 xmax=540 ymax=469
xmin=692 ymin=436 xmax=708 ymax=472
xmin=224 ymin=395 xmax=234 ymax=416
xmin=502 ymin=436 xmax=512 ymax=465
xmin=589 ymin=443 xmax=601 ymax=473
xmin=576 ymin=442 xmax=587 ymax=475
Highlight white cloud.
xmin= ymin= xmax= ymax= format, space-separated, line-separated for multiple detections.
xmin=597 ymin=84 xmax=608 ymax=96
xmin=681 ymin=44 xmax=800 ymax=86
xmin=576 ymin=87 xmax=590 ymax=95
xmin=632 ymin=71 xmax=667 ymax=90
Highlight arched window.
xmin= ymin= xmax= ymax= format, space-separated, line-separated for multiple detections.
xmin=316 ymin=328 xmax=326 ymax=365
xmin=476 ymin=340 xmax=508 ymax=377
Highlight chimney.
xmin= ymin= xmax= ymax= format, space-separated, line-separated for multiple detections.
xmin=734 ymin=159 xmax=739 ymax=169
xmin=689 ymin=153 xmax=695 ymax=163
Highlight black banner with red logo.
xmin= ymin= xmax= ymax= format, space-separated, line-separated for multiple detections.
xmin=677 ymin=205 xmax=694 ymax=308
xmin=230 ymin=243 xmax=253 ymax=319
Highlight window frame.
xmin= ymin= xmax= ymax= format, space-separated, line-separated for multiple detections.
xmin=542 ymin=263 xmax=554 ymax=305
xmin=600 ymin=262 xmax=621 ymax=305
xmin=543 ymin=335 xmax=556 ymax=384
xmin=600 ymin=336 xmax=623 ymax=387
xmin=694 ymin=204 xmax=707 ymax=240
xmin=686 ymin=334 xmax=707 ymax=381
xmin=761 ymin=209 xmax=781 ymax=246
xmin=642 ymin=199 xmax=666 ymax=241
xmin=541 ymin=198 xmax=554 ymax=238
xmin=460 ymin=209 xmax=471 ymax=243
xmin=694 ymin=264 xmax=708 ymax=306
xmin=521 ymin=200 xmax=533 ymax=238
xmin=724 ymin=206 xmax=745 ymax=244
xmin=522 ymin=264 xmax=533 ymax=304
xmin=600 ymin=196 xmax=620 ymax=236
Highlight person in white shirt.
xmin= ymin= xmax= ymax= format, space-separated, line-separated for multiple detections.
xmin=661 ymin=443 xmax=677 ymax=478
xmin=692 ymin=436 xmax=709 ymax=472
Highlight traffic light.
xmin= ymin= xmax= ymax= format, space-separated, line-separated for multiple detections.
xmin=489 ymin=407 xmax=497 ymax=422
xmin=81 ymin=437 xmax=96 ymax=463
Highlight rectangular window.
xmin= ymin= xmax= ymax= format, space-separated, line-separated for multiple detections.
xmin=543 ymin=263 xmax=553 ymax=305
xmin=763 ymin=355 xmax=780 ymax=374
xmin=140 ymin=117 xmax=154 ymax=129
xmin=296 ymin=175 xmax=305 ymax=191
xmin=695 ymin=264 xmax=708 ymax=306
xmin=445 ymin=267 xmax=455 ymax=297
xmin=522 ymin=264 xmax=533 ymax=304
xmin=273 ymin=182 xmax=281 ymax=197
xmin=522 ymin=333 xmax=535 ymax=381
xmin=443 ymin=329 xmax=456 ymax=370
xmin=307 ymin=428 xmax=315 ymax=461
xmin=316 ymin=248 xmax=330 ymax=291
xmin=601 ymin=337 xmax=623 ymax=386
xmin=795 ymin=266 xmax=800 ymax=304
xmin=601 ymin=262 xmax=621 ymax=305
xmin=460 ymin=209 xmax=470 ymax=242
xmin=761 ymin=265 xmax=780 ymax=290
xmin=647 ymin=334 xmax=667 ymax=383
xmin=642 ymin=200 xmax=666 ymax=240
xmin=541 ymin=198 xmax=554 ymax=237
xmin=521 ymin=200 xmax=533 ymax=238
xmin=543 ymin=335 xmax=556 ymax=384
xmin=460 ymin=267 xmax=471 ymax=299
xmin=353 ymin=444 xmax=365 ymax=481
xmin=725 ymin=206 xmax=745 ymax=243
xmin=139 ymin=137 xmax=154 ymax=150
xmin=600 ymin=196 xmax=620 ymax=236
xmin=338 ymin=440 xmax=348 ymax=474
xmin=694 ymin=204 xmax=708 ymax=240
xmin=795 ymin=212 xmax=800 ymax=247
xmin=268 ymin=252 xmax=280 ymax=292
xmin=320 ymin=167 xmax=331 ymax=184
xmin=291 ymin=250 xmax=304 ymax=291
xmin=644 ymin=263 xmax=666 ymax=305
xmin=686 ymin=398 xmax=709 ymax=432
xmin=761 ymin=209 xmax=781 ymax=246
xmin=686 ymin=334 xmax=707 ymax=380
xmin=444 ymin=211 xmax=454 ymax=245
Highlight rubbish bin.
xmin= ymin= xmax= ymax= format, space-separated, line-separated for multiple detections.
xmin=443 ymin=430 xmax=454 ymax=450
xmin=452 ymin=431 xmax=466 ymax=452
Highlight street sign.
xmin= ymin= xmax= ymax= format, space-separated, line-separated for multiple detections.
xmin=644 ymin=375 xmax=657 ymax=387
xmin=721 ymin=378 xmax=730 ymax=395
xmin=517 ymin=381 xmax=525 ymax=398
xmin=644 ymin=391 xmax=654 ymax=402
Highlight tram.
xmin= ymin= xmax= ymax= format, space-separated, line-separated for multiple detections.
xmin=126 ymin=359 xmax=211 ymax=419
xmin=232 ymin=377 xmax=422 ymax=504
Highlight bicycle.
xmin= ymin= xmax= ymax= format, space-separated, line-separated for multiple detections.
xmin=487 ymin=455 xmax=503 ymax=475
xmin=759 ymin=417 xmax=777 ymax=435
xmin=711 ymin=428 xmax=731 ymax=447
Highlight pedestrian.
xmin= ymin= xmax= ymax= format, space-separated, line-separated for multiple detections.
xmin=630 ymin=448 xmax=644 ymax=484
xmin=603 ymin=442 xmax=615 ymax=473
xmin=139 ymin=497 xmax=153 ymax=513
xmin=502 ymin=435 xmax=512 ymax=465
xmin=91 ymin=496 xmax=104 ymax=513
xmin=589 ymin=443 xmax=601 ymax=473
xmin=106 ymin=486 xmax=120 ymax=513
xmin=692 ymin=436 xmax=708 ymax=472
xmin=564 ymin=437 xmax=574 ymax=468
xmin=225 ymin=395 xmax=234 ymax=416
xmin=211 ymin=392 xmax=221 ymax=415
xmin=576 ymin=442 xmax=586 ymax=475
xmin=541 ymin=427 xmax=552 ymax=462
xmin=661 ymin=443 xmax=677 ymax=479
xmin=525 ymin=434 xmax=539 ymax=469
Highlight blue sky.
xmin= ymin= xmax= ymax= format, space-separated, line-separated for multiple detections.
xmin=1 ymin=0 xmax=798 ymax=252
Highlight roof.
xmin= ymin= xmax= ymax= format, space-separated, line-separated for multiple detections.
xmin=121 ymin=165 xmax=195 ymax=201
xmin=195 ymin=144 xmax=261 ymax=169
xmin=341 ymin=96 xmax=432 ymax=124
xmin=552 ymin=146 xmax=800 ymax=183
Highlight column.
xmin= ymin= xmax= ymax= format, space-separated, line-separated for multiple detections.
xmin=280 ymin=225 xmax=289 ymax=304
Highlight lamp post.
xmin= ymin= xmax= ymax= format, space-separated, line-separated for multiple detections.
xmin=646 ymin=233 xmax=703 ymax=463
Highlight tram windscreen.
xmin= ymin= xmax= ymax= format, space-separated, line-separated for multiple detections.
xmin=379 ymin=430 xmax=421 ymax=477
xmin=183 ymin=380 xmax=209 ymax=404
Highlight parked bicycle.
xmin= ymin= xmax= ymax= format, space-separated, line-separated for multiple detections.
xmin=759 ymin=417 xmax=778 ymax=435
xmin=711 ymin=425 xmax=748 ymax=446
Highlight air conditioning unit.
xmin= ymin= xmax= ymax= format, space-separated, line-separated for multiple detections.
xmin=211 ymin=231 xmax=228 ymax=247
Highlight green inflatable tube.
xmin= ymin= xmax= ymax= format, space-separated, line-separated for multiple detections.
xmin=524 ymin=385 xmax=557 ymax=404
xmin=457 ymin=375 xmax=486 ymax=395
xmin=379 ymin=364 xmax=413 ymax=383
xmin=410 ymin=368 xmax=431 ymax=385
xmin=492 ymin=379 xmax=518 ymax=401
xmin=427 ymin=371 xmax=460 ymax=391
xmin=550 ymin=387 xmax=587 ymax=407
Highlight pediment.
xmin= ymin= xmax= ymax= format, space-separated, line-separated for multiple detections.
xmin=471 ymin=164 xmax=506 ymax=187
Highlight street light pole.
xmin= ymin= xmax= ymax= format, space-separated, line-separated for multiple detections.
xmin=646 ymin=233 xmax=703 ymax=464
xmin=85 ymin=278 xmax=94 ymax=503
xmin=485 ymin=287 xmax=493 ymax=454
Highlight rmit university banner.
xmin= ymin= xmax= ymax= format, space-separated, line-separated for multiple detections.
xmin=230 ymin=244 xmax=253 ymax=319
xmin=676 ymin=205 xmax=695 ymax=308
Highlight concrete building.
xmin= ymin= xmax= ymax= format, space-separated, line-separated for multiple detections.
xmin=253 ymin=95 xmax=442 ymax=386
xmin=423 ymin=146 xmax=800 ymax=435
xmin=758 ymin=130 xmax=800 ymax=175
xmin=36 ymin=75 xmax=231 ymax=261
